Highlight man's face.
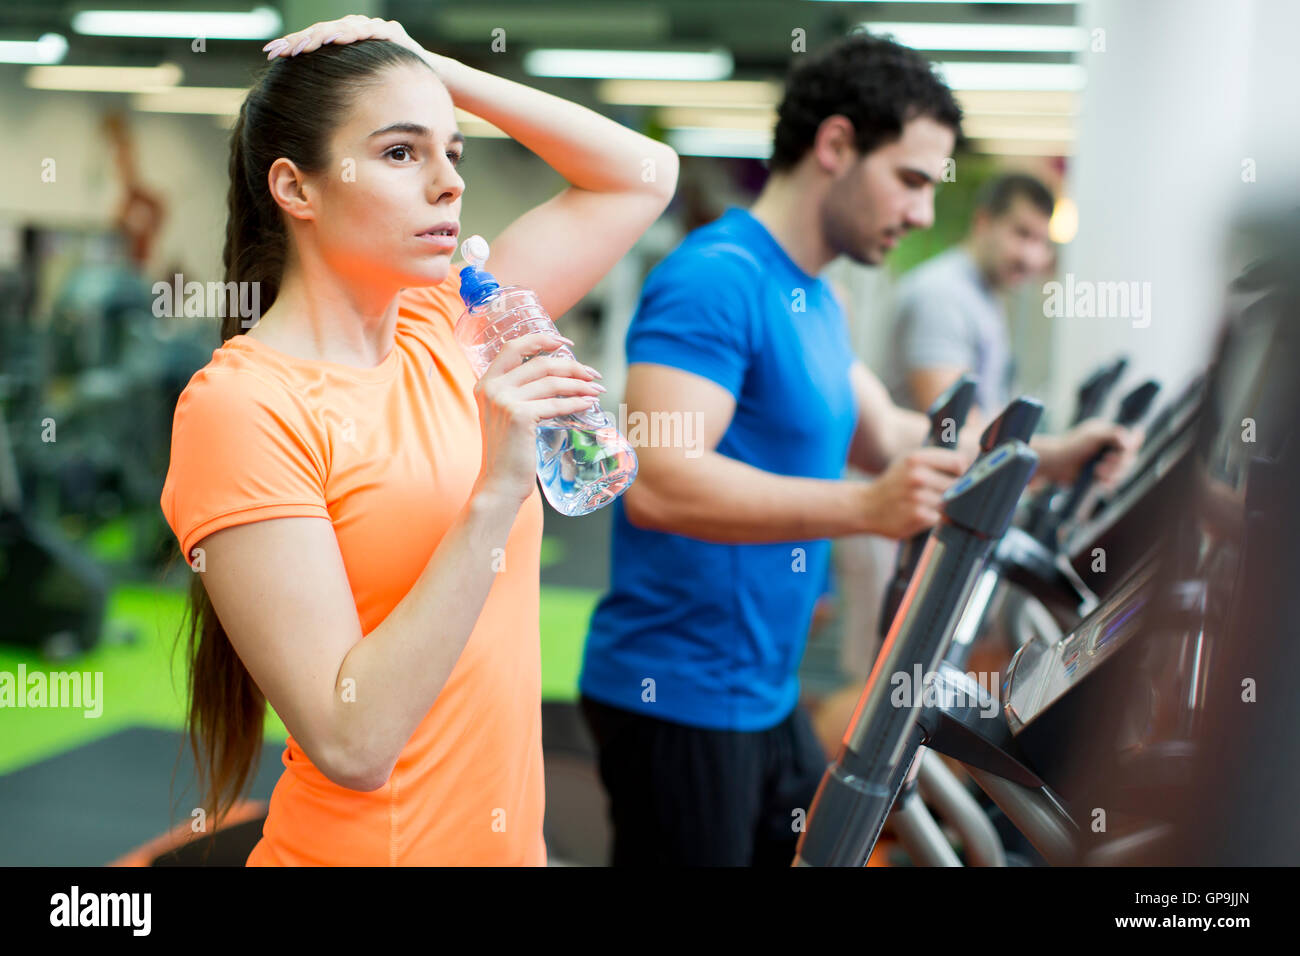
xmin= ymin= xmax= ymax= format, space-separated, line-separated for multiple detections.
xmin=974 ymin=195 xmax=1054 ymax=290
xmin=822 ymin=114 xmax=956 ymax=266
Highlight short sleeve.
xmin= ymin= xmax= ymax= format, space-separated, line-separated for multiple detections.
xmin=626 ymin=250 xmax=757 ymax=398
xmin=895 ymin=288 xmax=977 ymax=372
xmin=159 ymin=369 xmax=330 ymax=561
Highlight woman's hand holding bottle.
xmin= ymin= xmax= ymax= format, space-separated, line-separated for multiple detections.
xmin=471 ymin=332 xmax=605 ymax=507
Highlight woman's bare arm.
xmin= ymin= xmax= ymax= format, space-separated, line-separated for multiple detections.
xmin=196 ymin=489 xmax=518 ymax=792
xmin=428 ymin=54 xmax=679 ymax=319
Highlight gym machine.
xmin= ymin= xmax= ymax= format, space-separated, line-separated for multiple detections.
xmin=840 ymin=367 xmax=1172 ymax=866
xmin=798 ymin=249 xmax=1293 ymax=865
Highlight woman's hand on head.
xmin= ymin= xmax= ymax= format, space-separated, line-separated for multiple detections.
xmin=472 ymin=331 xmax=606 ymax=506
xmin=263 ymin=14 xmax=424 ymax=61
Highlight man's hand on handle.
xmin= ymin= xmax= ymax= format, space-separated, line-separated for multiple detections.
xmin=1033 ymin=419 xmax=1143 ymax=487
xmin=861 ymin=446 xmax=973 ymax=539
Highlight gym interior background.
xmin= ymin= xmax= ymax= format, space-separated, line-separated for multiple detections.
xmin=0 ymin=0 xmax=1295 ymax=868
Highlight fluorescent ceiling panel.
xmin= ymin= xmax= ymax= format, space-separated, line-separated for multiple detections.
xmin=0 ymin=33 xmax=68 ymax=65
xmin=859 ymin=22 xmax=1086 ymax=52
xmin=524 ymin=48 xmax=733 ymax=81
xmin=25 ymin=63 xmax=183 ymax=92
xmin=71 ymin=6 xmax=281 ymax=39
xmin=936 ymin=62 xmax=1086 ymax=91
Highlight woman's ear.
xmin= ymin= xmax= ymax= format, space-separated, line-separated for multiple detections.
xmin=267 ymin=157 xmax=316 ymax=222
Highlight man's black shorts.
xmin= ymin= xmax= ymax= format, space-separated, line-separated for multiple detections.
xmin=579 ymin=694 xmax=829 ymax=866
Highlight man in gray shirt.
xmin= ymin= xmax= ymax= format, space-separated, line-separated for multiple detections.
xmin=889 ymin=173 xmax=1055 ymax=422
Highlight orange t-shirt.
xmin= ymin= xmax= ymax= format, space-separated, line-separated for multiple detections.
xmin=159 ymin=270 xmax=547 ymax=865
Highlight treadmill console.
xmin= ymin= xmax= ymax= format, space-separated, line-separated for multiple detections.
xmin=1004 ymin=563 xmax=1154 ymax=733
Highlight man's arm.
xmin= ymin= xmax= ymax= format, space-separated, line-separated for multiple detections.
xmin=621 ymin=362 xmax=969 ymax=542
xmin=1029 ymin=420 xmax=1143 ymax=486
xmin=899 ymin=363 xmax=1138 ymax=487
xmin=847 ymin=361 xmax=980 ymax=473
xmin=907 ymin=366 xmax=988 ymax=435
xmin=887 ymin=284 xmax=988 ymax=439
xmin=888 ymin=285 xmax=1139 ymax=485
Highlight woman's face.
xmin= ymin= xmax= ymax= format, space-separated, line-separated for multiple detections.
xmin=305 ymin=63 xmax=466 ymax=291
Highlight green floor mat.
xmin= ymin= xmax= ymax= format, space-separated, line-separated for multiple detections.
xmin=0 ymin=584 xmax=281 ymax=775
xmin=537 ymin=586 xmax=600 ymax=701
xmin=0 ymin=581 xmax=600 ymax=774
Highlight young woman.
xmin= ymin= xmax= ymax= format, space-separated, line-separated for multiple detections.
xmin=160 ymin=15 xmax=678 ymax=865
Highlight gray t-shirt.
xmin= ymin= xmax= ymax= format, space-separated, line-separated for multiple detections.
xmin=887 ymin=246 xmax=1014 ymax=415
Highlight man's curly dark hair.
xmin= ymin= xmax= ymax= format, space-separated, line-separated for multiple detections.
xmin=770 ymin=31 xmax=963 ymax=173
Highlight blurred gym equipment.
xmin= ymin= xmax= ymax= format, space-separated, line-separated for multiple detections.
xmin=797 ymin=210 xmax=1300 ymax=866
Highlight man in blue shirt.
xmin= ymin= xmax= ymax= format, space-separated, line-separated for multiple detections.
xmin=579 ymin=32 xmax=1137 ymax=867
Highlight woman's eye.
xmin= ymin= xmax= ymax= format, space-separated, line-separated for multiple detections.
xmin=448 ymin=151 xmax=464 ymax=166
xmin=386 ymin=145 xmax=413 ymax=162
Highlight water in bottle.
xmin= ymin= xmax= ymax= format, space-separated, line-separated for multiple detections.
xmin=453 ymin=235 xmax=637 ymax=516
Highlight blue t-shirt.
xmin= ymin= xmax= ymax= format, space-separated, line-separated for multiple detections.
xmin=579 ymin=208 xmax=859 ymax=731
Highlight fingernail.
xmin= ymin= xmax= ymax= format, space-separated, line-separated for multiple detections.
xmin=262 ymin=38 xmax=286 ymax=52
xmin=292 ymin=38 xmax=310 ymax=55
xmin=324 ymin=32 xmax=342 ymax=44
xmin=585 ymin=365 xmax=602 ymax=378
xmin=593 ymin=383 xmax=607 ymax=392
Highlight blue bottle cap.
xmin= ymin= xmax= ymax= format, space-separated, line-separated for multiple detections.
xmin=458 ymin=265 xmax=500 ymax=308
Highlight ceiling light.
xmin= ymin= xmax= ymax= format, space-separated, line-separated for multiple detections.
xmin=524 ymin=49 xmax=733 ymax=81
xmin=859 ymin=23 xmax=1086 ymax=52
xmin=25 ymin=63 xmax=183 ymax=93
xmin=0 ymin=33 xmax=68 ymax=65
xmin=936 ymin=62 xmax=1086 ymax=92
xmin=598 ymin=79 xmax=780 ymax=109
xmin=657 ymin=107 xmax=776 ymax=131
xmin=959 ymin=120 xmax=1074 ymax=140
xmin=437 ymin=7 xmax=668 ymax=43
xmin=968 ymin=138 xmax=1074 ymax=156
xmin=955 ymin=90 xmax=1078 ymax=116
xmin=806 ymin=1 xmax=1076 ymax=5
xmin=72 ymin=6 xmax=281 ymax=39
xmin=132 ymin=86 xmax=248 ymax=115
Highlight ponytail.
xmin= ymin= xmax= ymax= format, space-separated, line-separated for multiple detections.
xmin=176 ymin=104 xmax=274 ymax=835
xmin=219 ymin=106 xmax=286 ymax=342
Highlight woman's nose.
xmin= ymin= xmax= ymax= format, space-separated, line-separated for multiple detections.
xmin=429 ymin=169 xmax=464 ymax=205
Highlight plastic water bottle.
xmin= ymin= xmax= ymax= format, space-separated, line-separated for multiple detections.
xmin=452 ymin=235 xmax=637 ymax=516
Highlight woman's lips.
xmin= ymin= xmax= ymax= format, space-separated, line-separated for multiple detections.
xmin=415 ymin=233 xmax=458 ymax=251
